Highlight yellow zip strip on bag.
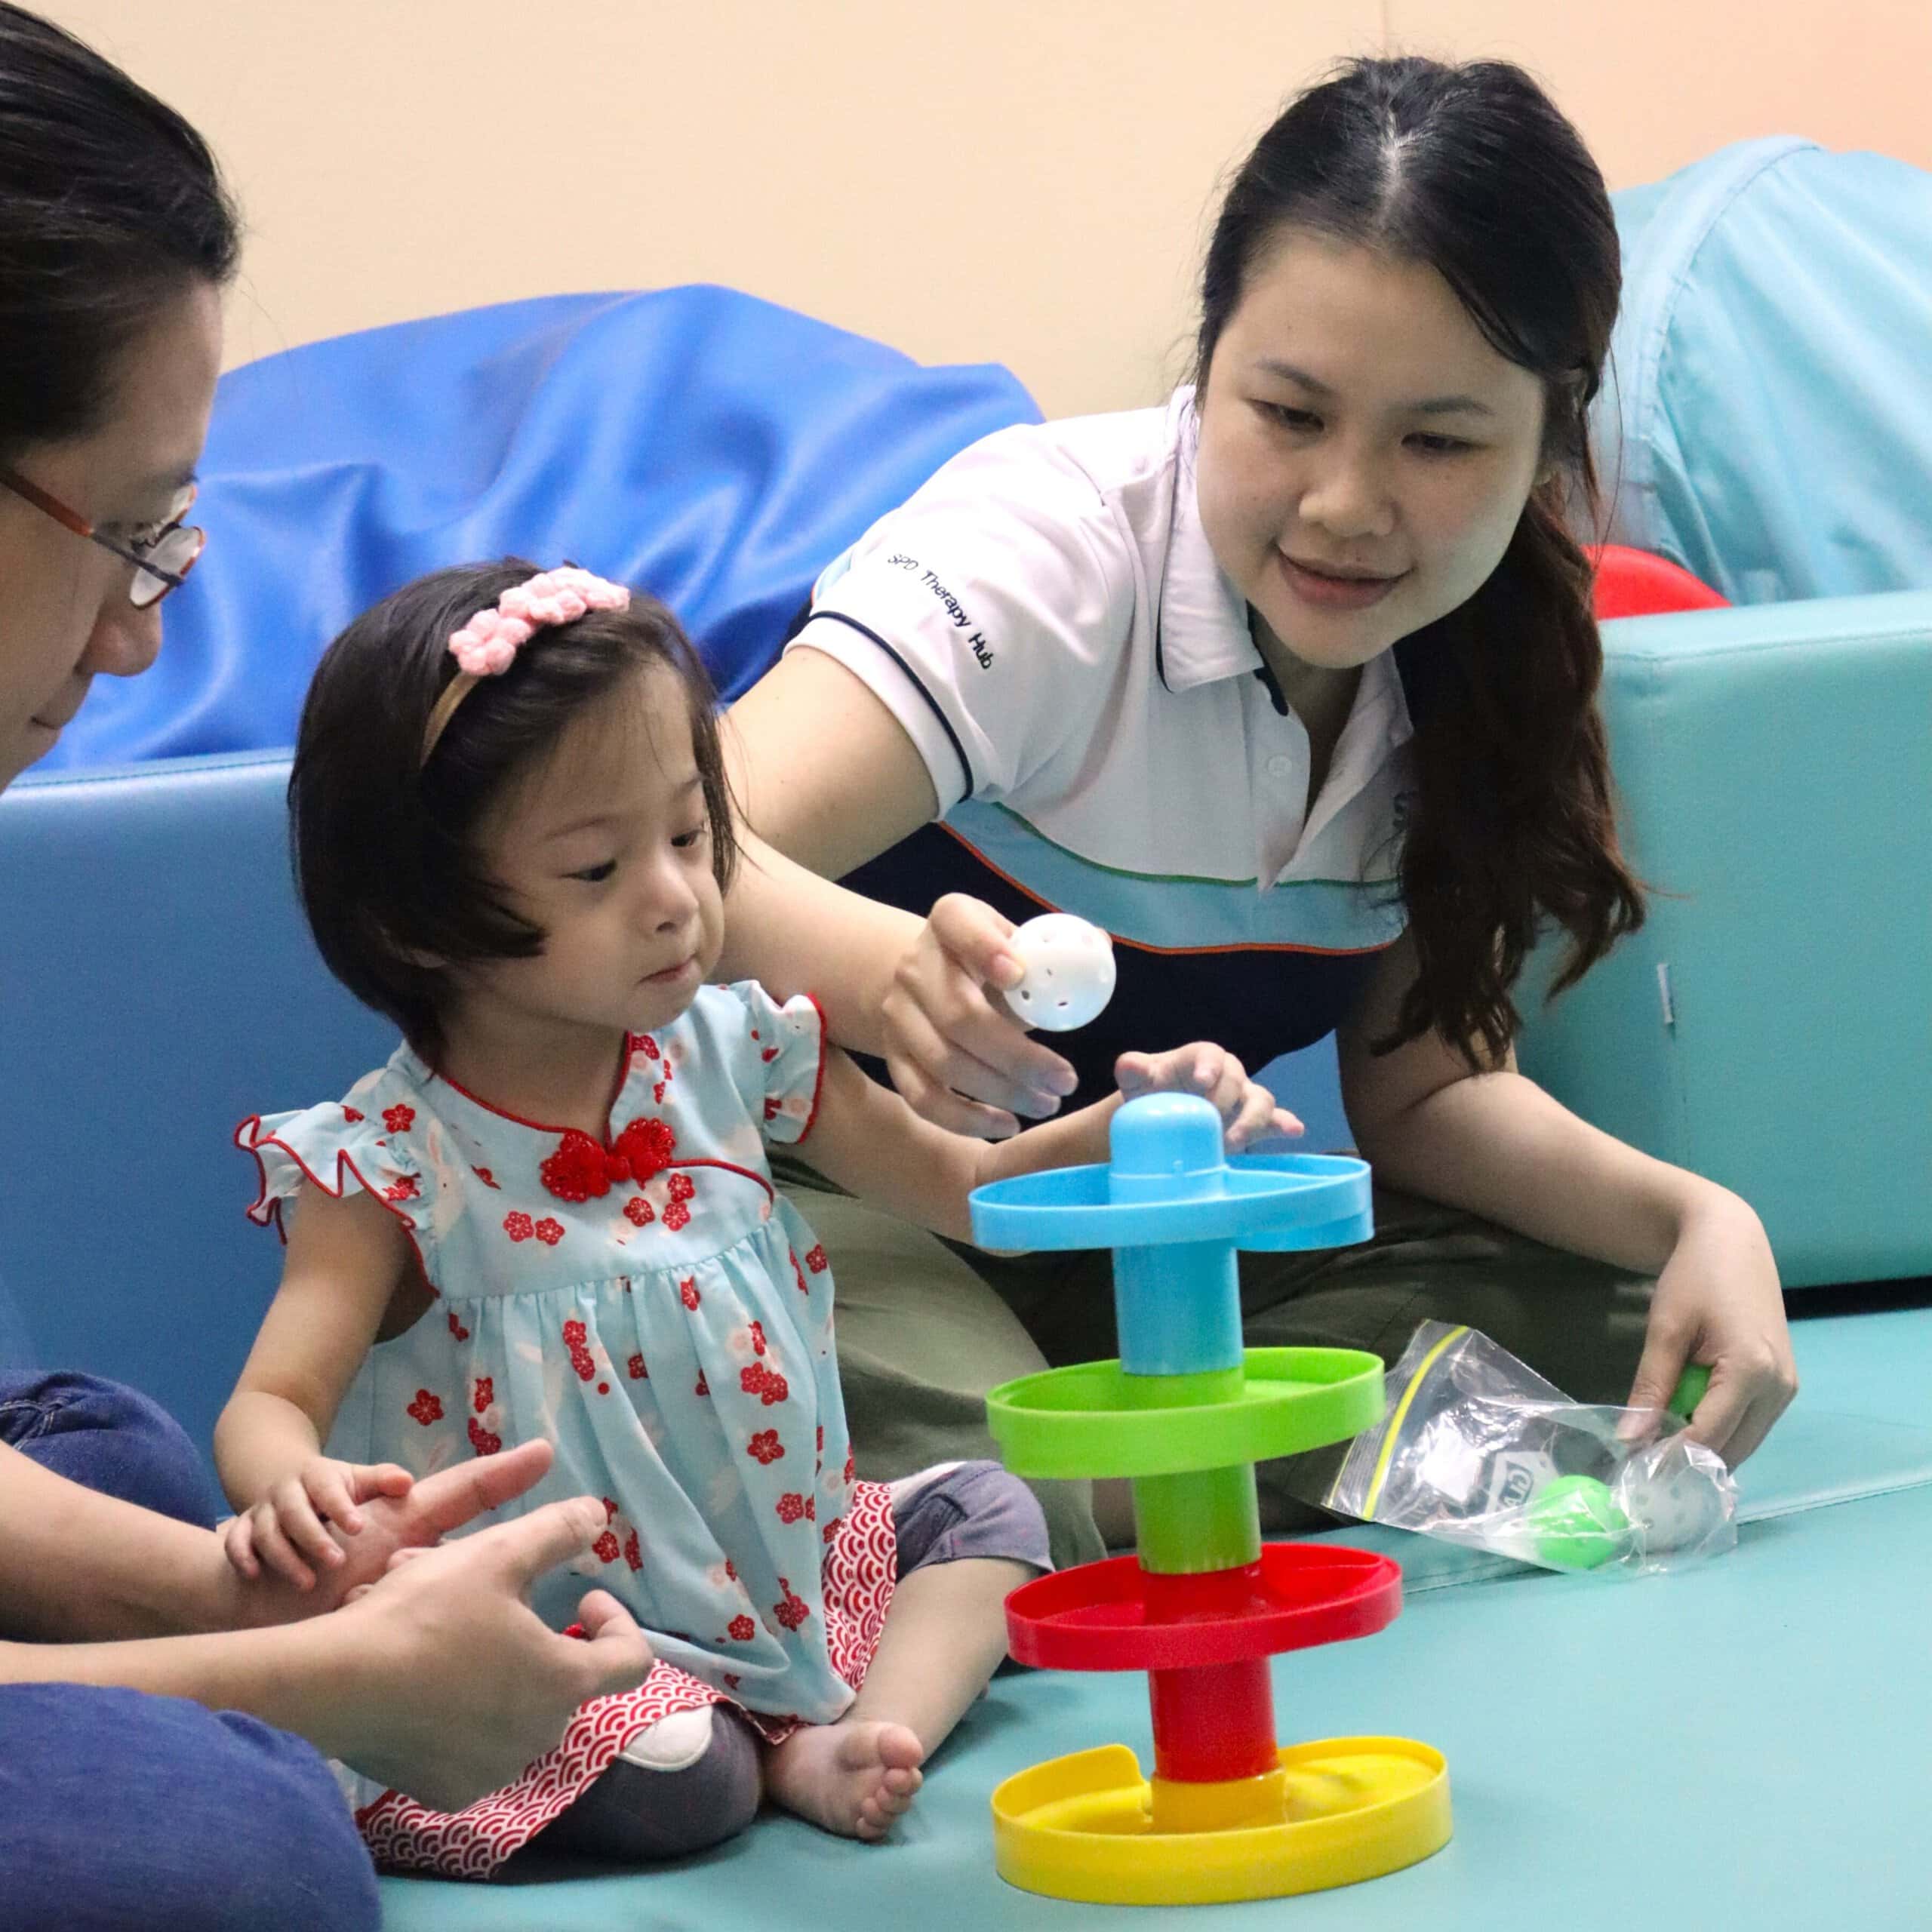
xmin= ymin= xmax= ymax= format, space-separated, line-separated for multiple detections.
xmin=1358 ymin=1324 xmax=1469 ymax=1521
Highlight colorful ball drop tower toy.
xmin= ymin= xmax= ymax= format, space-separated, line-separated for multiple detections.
xmin=968 ymin=1088 xmax=1452 ymax=1906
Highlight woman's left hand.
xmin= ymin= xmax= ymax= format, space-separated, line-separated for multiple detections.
xmin=1626 ymin=1189 xmax=1797 ymax=1466
xmin=1115 ymin=1043 xmax=1303 ymax=1152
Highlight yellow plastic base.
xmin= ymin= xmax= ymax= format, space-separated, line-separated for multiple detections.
xmin=990 ymin=1737 xmax=1451 ymax=1906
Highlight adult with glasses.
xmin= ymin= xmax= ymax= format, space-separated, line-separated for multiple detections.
xmin=0 ymin=11 xmax=653 ymax=1928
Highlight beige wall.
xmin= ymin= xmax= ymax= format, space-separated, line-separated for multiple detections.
xmin=48 ymin=2 xmax=1932 ymax=420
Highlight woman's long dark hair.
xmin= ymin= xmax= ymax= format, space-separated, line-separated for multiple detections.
xmin=1196 ymin=55 xmax=1644 ymax=1066
xmin=0 ymin=3 xmax=238 ymax=460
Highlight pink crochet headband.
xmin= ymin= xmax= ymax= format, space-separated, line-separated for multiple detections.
xmin=419 ymin=566 xmax=632 ymax=763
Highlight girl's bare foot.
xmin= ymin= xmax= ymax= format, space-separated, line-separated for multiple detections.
xmin=764 ymin=1718 xmax=925 ymax=1841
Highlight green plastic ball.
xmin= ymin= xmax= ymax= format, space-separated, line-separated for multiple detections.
xmin=1524 ymin=1474 xmax=1631 ymax=1571
xmin=1668 ymin=1364 xmax=1712 ymax=1423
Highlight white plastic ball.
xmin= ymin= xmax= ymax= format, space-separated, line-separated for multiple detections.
xmin=1001 ymin=914 xmax=1116 ymax=1032
xmin=1613 ymin=1438 xmax=1734 ymax=1555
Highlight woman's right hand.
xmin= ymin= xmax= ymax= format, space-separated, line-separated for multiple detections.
xmin=223 ymin=1455 xmax=414 ymax=1592
xmin=881 ymin=894 xmax=1081 ymax=1138
xmin=321 ymin=1482 xmax=654 ymax=1810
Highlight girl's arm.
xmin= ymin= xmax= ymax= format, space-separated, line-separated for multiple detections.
xmin=720 ymin=651 xmax=1076 ymax=1132
xmin=792 ymin=1041 xmax=1291 ymax=1245
xmin=213 ymin=1186 xmax=415 ymax=1584
xmin=1337 ymin=934 xmax=1796 ymax=1464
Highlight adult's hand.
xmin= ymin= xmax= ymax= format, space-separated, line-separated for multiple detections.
xmin=881 ymin=894 xmax=1080 ymax=1138
xmin=1625 ymin=1190 xmax=1797 ymax=1466
xmin=311 ymin=1484 xmax=653 ymax=1810
xmin=226 ymin=1438 xmax=558 ymax=1626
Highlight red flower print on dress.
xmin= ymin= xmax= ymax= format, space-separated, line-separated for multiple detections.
xmin=534 ymin=1217 xmax=565 ymax=1246
xmin=722 ymin=1671 xmax=740 ymax=1690
xmin=724 ymin=1559 xmax=737 ymax=1583
xmin=627 ymin=1352 xmax=648 ymax=1380
xmin=466 ymin=1417 xmax=501 ymax=1456
xmin=763 ymin=1097 xmax=781 ymax=1123
xmin=804 ymin=1245 xmax=829 ymax=1275
xmin=823 ymin=1515 xmax=843 ymax=1546
xmin=747 ymin=1429 xmax=784 ymax=1465
xmin=663 ymin=1201 xmax=691 ymax=1232
xmin=741 ymin=1364 xmax=789 ymax=1406
xmin=678 ymin=1277 xmax=700 ymax=1310
xmin=382 ymin=1175 xmax=420 ymax=1203
xmin=472 ymin=1165 xmax=500 ymax=1189
xmin=447 ymin=1310 xmax=469 ymax=1343
xmin=472 ymin=1376 xmax=494 ymax=1414
xmin=694 ymin=1371 xmax=710 ymax=1397
xmin=623 ymin=1195 xmax=655 ymax=1226
xmin=666 ymin=1172 xmax=694 ymax=1204
xmin=624 ymin=1530 xmax=641 ymax=1571
xmin=635 ymin=1034 xmax=660 ymax=1062
xmin=654 ymin=1081 xmax=667 ymax=1104
xmin=749 ymin=1320 xmax=768 ymax=1356
xmin=842 ymin=1449 xmax=856 ymax=1485
xmin=503 ymin=1211 xmax=534 ymax=1242
xmin=773 ymin=1580 xmax=810 ymax=1632
xmin=816 ymin=1426 xmax=825 ymax=1454
xmin=383 ymin=1105 xmax=415 ymax=1134
xmin=602 ymin=1497 xmax=620 ymax=1521
xmin=342 ymin=1106 xmax=365 ymax=1123
xmin=792 ymin=1253 xmax=809 ymax=1296
xmin=776 ymin=1492 xmax=807 ymax=1524
xmin=406 ymin=1389 xmax=443 ymax=1426
xmin=561 ymin=1317 xmax=596 ymax=1383
xmin=592 ymin=1531 xmax=620 ymax=1564
xmin=761 ymin=1045 xmax=780 ymax=1063
xmin=728 ymin=1614 xmax=755 ymax=1643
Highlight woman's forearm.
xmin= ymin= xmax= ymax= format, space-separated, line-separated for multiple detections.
xmin=718 ymin=648 xmax=943 ymax=1052
xmin=1352 ymin=1068 xmax=1727 ymax=1273
xmin=715 ymin=832 xmax=923 ymax=1055
xmin=0 ymin=1441 xmax=235 ymax=1641
xmin=0 ymin=1611 xmax=377 ymax=1762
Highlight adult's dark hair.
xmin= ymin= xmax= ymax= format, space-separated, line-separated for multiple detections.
xmin=0 ymin=3 xmax=239 ymax=460
xmin=1195 ymin=55 xmax=1644 ymax=1066
xmin=292 ymin=561 xmax=740 ymax=1063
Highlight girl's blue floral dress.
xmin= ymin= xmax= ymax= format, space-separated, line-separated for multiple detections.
xmin=238 ymin=983 xmax=900 ymax=1876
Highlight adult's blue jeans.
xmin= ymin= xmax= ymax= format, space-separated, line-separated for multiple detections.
xmin=0 ymin=1372 xmax=380 ymax=1932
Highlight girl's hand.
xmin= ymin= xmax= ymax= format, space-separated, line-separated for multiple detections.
xmin=1115 ymin=1044 xmax=1303 ymax=1152
xmin=223 ymin=1456 xmax=414 ymax=1592
xmin=1625 ymin=1189 xmax=1797 ymax=1466
xmin=881 ymin=894 xmax=1080 ymax=1140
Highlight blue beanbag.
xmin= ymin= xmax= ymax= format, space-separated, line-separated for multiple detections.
xmin=1599 ymin=137 xmax=1932 ymax=605
xmin=43 ymin=286 xmax=1038 ymax=771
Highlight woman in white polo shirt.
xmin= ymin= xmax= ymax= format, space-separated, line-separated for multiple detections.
xmin=721 ymin=55 xmax=1795 ymax=1562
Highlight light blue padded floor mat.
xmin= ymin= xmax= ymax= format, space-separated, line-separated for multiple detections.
xmin=381 ymin=1304 xmax=1932 ymax=1930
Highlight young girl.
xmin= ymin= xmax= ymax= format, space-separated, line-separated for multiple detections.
xmin=216 ymin=561 xmax=1293 ymax=1877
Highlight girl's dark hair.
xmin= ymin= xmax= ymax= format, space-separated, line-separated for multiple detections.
xmin=1196 ymin=55 xmax=1644 ymax=1065
xmin=0 ymin=3 xmax=239 ymax=460
xmin=292 ymin=561 xmax=740 ymax=1062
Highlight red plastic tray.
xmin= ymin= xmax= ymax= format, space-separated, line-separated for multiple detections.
xmin=1005 ymin=1543 xmax=1401 ymax=1673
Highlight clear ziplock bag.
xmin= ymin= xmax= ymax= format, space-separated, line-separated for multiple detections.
xmin=1327 ymin=1321 xmax=1737 ymax=1574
